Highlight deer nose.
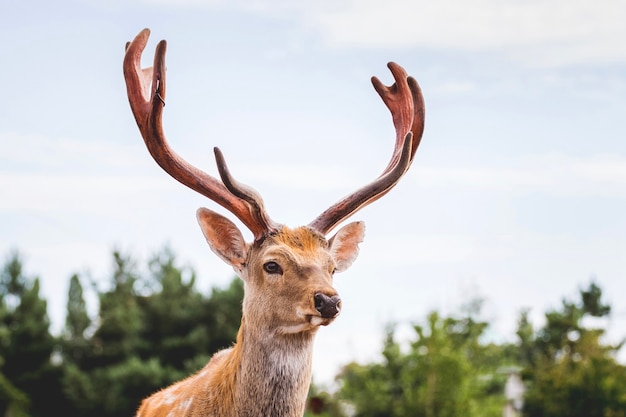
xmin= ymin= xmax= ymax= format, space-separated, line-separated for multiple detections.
xmin=314 ymin=293 xmax=342 ymax=318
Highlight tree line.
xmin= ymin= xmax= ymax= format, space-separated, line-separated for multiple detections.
xmin=0 ymin=248 xmax=624 ymax=417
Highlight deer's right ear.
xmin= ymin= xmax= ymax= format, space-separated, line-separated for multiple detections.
xmin=197 ymin=207 xmax=249 ymax=272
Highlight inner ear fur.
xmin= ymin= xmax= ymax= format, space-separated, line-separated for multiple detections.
xmin=196 ymin=207 xmax=249 ymax=270
xmin=328 ymin=221 xmax=365 ymax=273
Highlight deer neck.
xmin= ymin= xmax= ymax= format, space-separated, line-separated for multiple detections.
xmin=231 ymin=316 xmax=316 ymax=417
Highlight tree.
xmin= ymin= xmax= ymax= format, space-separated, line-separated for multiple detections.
xmin=204 ymin=277 xmax=244 ymax=355
xmin=0 ymin=371 xmax=29 ymax=417
xmin=337 ymin=303 xmax=510 ymax=417
xmin=0 ymin=251 xmax=60 ymax=417
xmin=62 ymin=274 xmax=91 ymax=367
xmin=139 ymin=247 xmax=208 ymax=371
xmin=59 ymin=248 xmax=245 ymax=417
xmin=60 ymin=250 xmax=150 ymax=417
xmin=519 ymin=282 xmax=626 ymax=417
xmin=88 ymin=251 xmax=144 ymax=368
xmin=0 ymin=247 xmax=244 ymax=417
xmin=0 ymin=274 xmax=29 ymax=417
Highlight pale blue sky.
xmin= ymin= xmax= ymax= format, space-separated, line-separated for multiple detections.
xmin=2 ymin=0 xmax=626 ymax=384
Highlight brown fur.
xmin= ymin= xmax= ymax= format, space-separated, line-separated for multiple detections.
xmin=135 ymin=210 xmax=365 ymax=417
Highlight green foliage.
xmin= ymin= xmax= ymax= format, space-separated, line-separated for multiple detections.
xmin=0 ymin=251 xmax=61 ymax=417
xmin=337 ymin=303 xmax=510 ymax=417
xmin=205 ymin=277 xmax=245 ymax=353
xmin=56 ymin=247 xmax=244 ymax=417
xmin=61 ymin=274 xmax=91 ymax=368
xmin=2 ymin=247 xmax=625 ymax=417
xmin=518 ymin=282 xmax=626 ymax=417
xmin=88 ymin=251 xmax=144 ymax=368
xmin=0 ymin=251 xmax=29 ymax=298
xmin=62 ymin=356 xmax=175 ymax=417
xmin=0 ymin=247 xmax=244 ymax=417
xmin=138 ymin=248 xmax=207 ymax=369
xmin=0 ymin=372 xmax=29 ymax=417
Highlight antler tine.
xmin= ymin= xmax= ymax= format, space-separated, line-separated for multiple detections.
xmin=373 ymin=63 xmax=425 ymax=173
xmin=123 ymin=29 xmax=275 ymax=240
xmin=214 ymin=147 xmax=279 ymax=234
xmin=308 ymin=62 xmax=425 ymax=235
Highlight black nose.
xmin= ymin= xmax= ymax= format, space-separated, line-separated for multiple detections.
xmin=314 ymin=293 xmax=342 ymax=318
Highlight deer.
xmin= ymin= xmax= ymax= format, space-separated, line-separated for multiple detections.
xmin=123 ymin=28 xmax=425 ymax=417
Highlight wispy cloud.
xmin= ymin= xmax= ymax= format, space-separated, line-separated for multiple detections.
xmin=244 ymin=152 xmax=626 ymax=199
xmin=0 ymin=133 xmax=169 ymax=214
xmin=130 ymin=0 xmax=626 ymax=68
xmin=0 ymin=133 xmax=151 ymax=173
xmin=4 ymin=127 xmax=625 ymax=219
xmin=416 ymin=153 xmax=626 ymax=197
xmin=0 ymin=172 xmax=169 ymax=210
xmin=308 ymin=0 xmax=626 ymax=66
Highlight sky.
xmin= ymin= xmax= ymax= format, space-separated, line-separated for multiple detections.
xmin=1 ymin=0 xmax=626 ymax=385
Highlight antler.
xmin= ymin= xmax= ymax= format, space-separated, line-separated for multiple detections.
xmin=124 ymin=29 xmax=423 ymax=239
xmin=308 ymin=62 xmax=425 ymax=235
xmin=123 ymin=29 xmax=279 ymax=240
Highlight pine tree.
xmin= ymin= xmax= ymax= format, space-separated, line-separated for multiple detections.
xmin=0 ymin=252 xmax=60 ymax=417
xmin=0 ymin=265 xmax=29 ymax=417
xmin=88 ymin=251 xmax=143 ymax=368
xmin=62 ymin=274 xmax=91 ymax=367
xmin=139 ymin=247 xmax=207 ymax=371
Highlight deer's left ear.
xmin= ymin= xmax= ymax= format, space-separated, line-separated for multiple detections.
xmin=328 ymin=221 xmax=365 ymax=273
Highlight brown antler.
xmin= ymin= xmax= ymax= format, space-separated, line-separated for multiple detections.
xmin=308 ymin=62 xmax=425 ymax=235
xmin=123 ymin=29 xmax=279 ymax=240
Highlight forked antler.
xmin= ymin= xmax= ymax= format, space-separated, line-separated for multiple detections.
xmin=308 ymin=63 xmax=425 ymax=235
xmin=123 ymin=29 xmax=279 ymax=240
xmin=123 ymin=29 xmax=424 ymax=239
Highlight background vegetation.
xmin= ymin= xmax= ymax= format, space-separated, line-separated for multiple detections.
xmin=1 ymin=248 xmax=624 ymax=417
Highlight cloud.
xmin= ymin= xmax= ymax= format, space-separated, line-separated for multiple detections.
xmin=363 ymin=233 xmax=511 ymax=266
xmin=308 ymin=0 xmax=626 ymax=67
xmin=0 ymin=172 xmax=169 ymax=214
xmin=0 ymin=133 xmax=169 ymax=215
xmin=415 ymin=153 xmax=626 ymax=197
xmin=309 ymin=2 xmax=618 ymax=44
xmin=4 ymin=127 xmax=625 ymax=220
xmin=0 ymin=133 xmax=151 ymax=173
xmin=131 ymin=0 xmax=626 ymax=68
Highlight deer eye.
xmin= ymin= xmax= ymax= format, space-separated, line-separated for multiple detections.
xmin=263 ymin=261 xmax=283 ymax=275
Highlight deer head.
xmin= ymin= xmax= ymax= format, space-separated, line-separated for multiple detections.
xmin=124 ymin=28 xmax=424 ymax=417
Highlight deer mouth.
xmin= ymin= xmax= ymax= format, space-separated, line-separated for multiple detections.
xmin=277 ymin=312 xmax=335 ymax=334
xmin=293 ymin=309 xmax=338 ymax=329
xmin=307 ymin=314 xmax=337 ymax=327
